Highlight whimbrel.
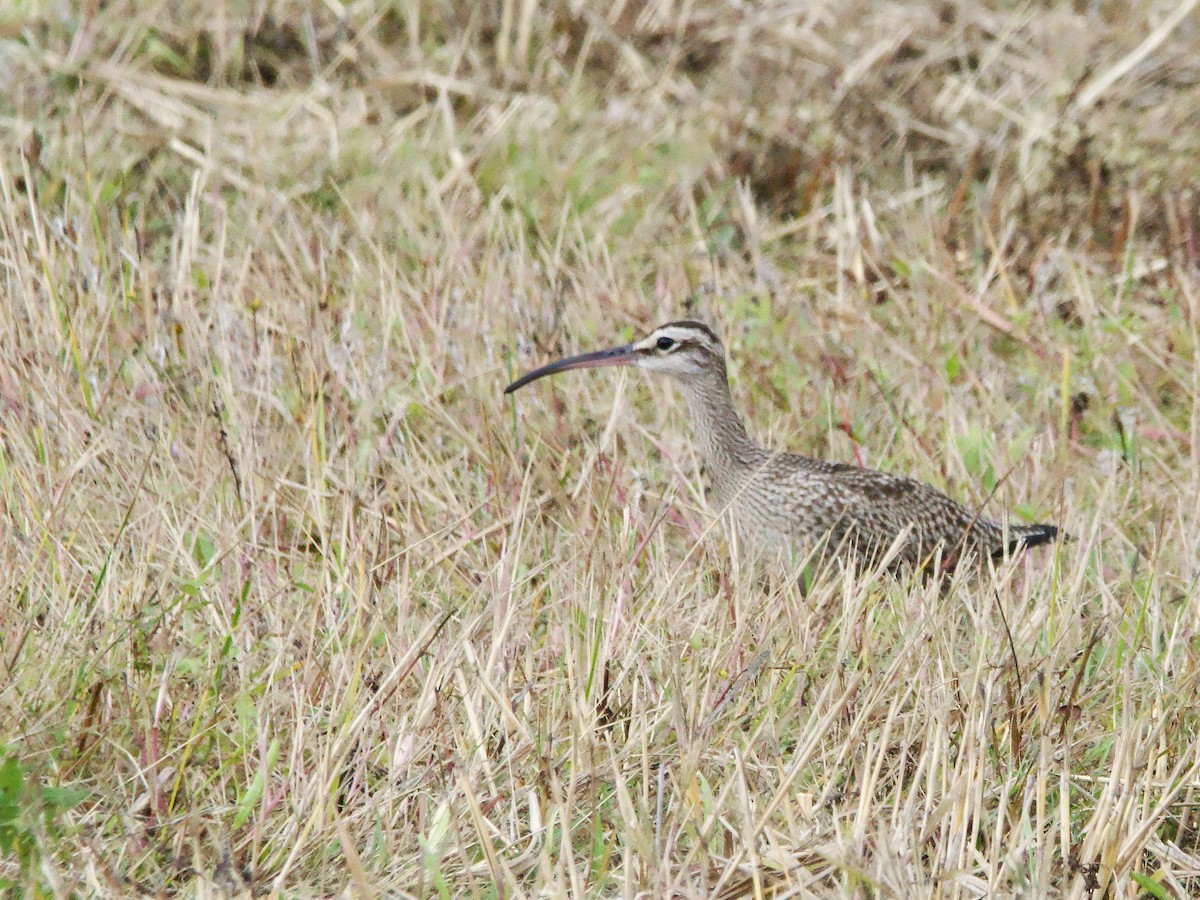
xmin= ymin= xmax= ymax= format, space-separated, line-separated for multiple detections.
xmin=505 ymin=320 xmax=1059 ymax=569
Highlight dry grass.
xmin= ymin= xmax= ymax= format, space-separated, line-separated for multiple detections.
xmin=2 ymin=0 xmax=1200 ymax=896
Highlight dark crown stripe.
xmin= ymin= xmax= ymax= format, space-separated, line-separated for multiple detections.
xmin=660 ymin=319 xmax=721 ymax=346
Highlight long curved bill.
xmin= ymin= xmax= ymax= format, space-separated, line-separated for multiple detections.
xmin=504 ymin=343 xmax=634 ymax=394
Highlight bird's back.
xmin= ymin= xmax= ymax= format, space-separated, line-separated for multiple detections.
xmin=714 ymin=450 xmax=1056 ymax=568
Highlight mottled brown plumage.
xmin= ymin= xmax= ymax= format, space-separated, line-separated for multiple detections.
xmin=506 ymin=320 xmax=1059 ymax=569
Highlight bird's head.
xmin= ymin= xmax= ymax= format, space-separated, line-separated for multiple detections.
xmin=504 ymin=320 xmax=725 ymax=394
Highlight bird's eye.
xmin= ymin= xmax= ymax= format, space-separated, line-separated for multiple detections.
xmin=656 ymin=336 xmax=676 ymax=351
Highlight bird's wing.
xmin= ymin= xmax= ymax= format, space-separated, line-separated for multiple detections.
xmin=764 ymin=454 xmax=990 ymax=559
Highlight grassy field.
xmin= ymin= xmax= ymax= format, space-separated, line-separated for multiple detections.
xmin=2 ymin=1 xmax=1200 ymax=896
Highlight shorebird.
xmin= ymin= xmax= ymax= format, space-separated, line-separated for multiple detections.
xmin=505 ymin=320 xmax=1059 ymax=570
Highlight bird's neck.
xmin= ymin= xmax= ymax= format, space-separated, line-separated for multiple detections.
xmin=677 ymin=365 xmax=759 ymax=472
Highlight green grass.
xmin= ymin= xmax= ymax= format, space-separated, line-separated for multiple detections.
xmin=2 ymin=0 xmax=1200 ymax=896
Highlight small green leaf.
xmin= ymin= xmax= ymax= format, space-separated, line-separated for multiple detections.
xmin=1130 ymin=872 xmax=1170 ymax=899
xmin=955 ymin=425 xmax=995 ymax=489
xmin=191 ymin=531 xmax=216 ymax=568
xmin=236 ymin=696 xmax=257 ymax=735
xmin=41 ymin=786 xmax=87 ymax=810
xmin=0 ymin=756 xmax=22 ymax=797
xmin=265 ymin=738 xmax=280 ymax=771
xmin=944 ymin=351 xmax=960 ymax=380
xmin=232 ymin=770 xmax=264 ymax=830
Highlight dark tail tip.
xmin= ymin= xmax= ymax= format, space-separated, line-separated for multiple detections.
xmin=994 ymin=523 xmax=1061 ymax=558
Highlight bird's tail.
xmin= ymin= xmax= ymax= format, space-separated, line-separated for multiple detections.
xmin=993 ymin=522 xmax=1061 ymax=558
